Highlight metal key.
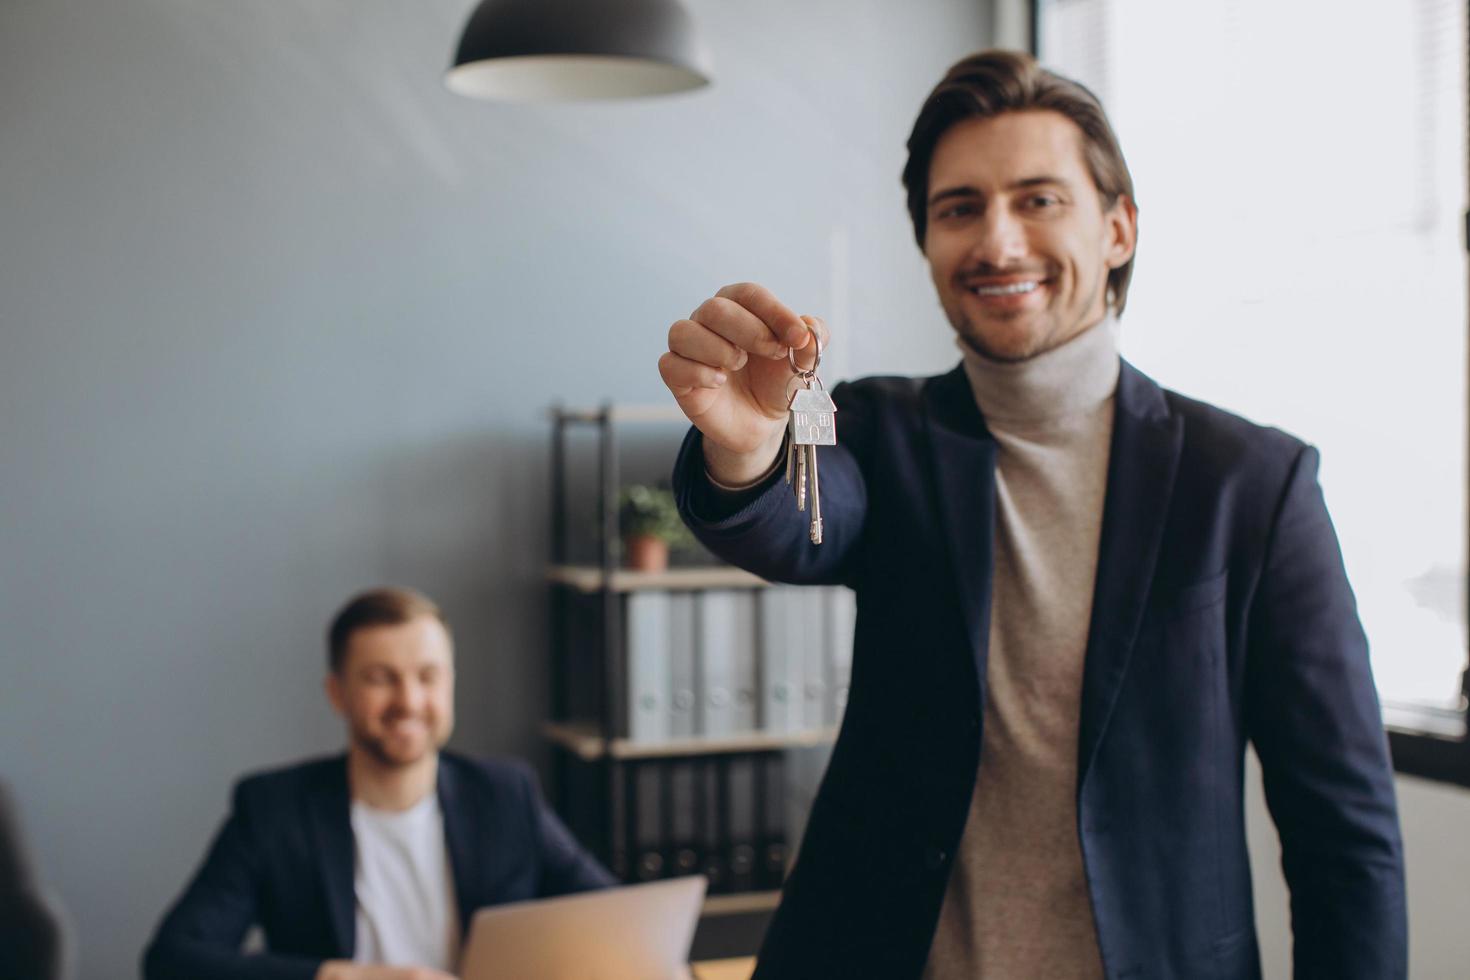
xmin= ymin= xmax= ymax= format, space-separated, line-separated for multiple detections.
xmin=788 ymin=385 xmax=836 ymax=539
xmin=786 ymin=322 xmax=837 ymax=544
xmin=807 ymin=443 xmax=823 ymax=544
xmin=795 ymin=436 xmax=808 ymax=511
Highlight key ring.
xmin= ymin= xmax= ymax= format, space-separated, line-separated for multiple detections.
xmin=787 ymin=321 xmax=822 ymax=381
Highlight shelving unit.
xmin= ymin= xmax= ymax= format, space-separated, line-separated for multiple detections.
xmin=545 ymin=403 xmax=843 ymax=959
xmin=702 ymin=891 xmax=782 ymax=916
xmin=542 ymin=720 xmax=837 ymax=762
xmin=546 ymin=565 xmax=766 ymax=593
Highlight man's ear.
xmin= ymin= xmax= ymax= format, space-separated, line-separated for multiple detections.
xmin=1104 ymin=194 xmax=1138 ymax=269
xmin=324 ymin=671 xmax=346 ymax=718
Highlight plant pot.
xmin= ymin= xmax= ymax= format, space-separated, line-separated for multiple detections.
xmin=624 ymin=535 xmax=669 ymax=572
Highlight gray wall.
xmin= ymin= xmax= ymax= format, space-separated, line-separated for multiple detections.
xmin=4 ymin=2 xmax=1468 ymax=979
xmin=0 ymin=1 xmax=984 ymax=976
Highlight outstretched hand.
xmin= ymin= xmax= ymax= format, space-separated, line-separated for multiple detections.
xmin=659 ymin=282 xmax=829 ymax=484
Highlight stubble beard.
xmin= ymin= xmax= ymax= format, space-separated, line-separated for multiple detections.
xmin=950 ymin=305 xmax=1060 ymax=364
xmin=947 ymin=278 xmax=1109 ymax=364
xmin=352 ymin=719 xmax=440 ymax=770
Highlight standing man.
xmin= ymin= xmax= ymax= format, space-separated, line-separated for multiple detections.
xmin=659 ymin=50 xmax=1406 ymax=979
xmin=144 ymin=587 xmax=614 ymax=980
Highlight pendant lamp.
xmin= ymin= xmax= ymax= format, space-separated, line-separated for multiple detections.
xmin=446 ymin=0 xmax=713 ymax=102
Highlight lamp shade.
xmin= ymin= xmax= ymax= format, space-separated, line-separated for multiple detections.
xmin=446 ymin=0 xmax=713 ymax=102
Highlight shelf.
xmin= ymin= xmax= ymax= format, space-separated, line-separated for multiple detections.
xmin=543 ymin=720 xmax=838 ymax=761
xmin=1382 ymin=700 xmax=1467 ymax=739
xmin=552 ymin=405 xmax=689 ymax=424
xmin=547 ymin=565 xmax=768 ymax=593
xmin=702 ymin=890 xmax=781 ymax=917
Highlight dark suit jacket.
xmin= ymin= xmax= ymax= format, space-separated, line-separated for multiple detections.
xmin=142 ymin=751 xmax=614 ymax=980
xmin=674 ymin=361 xmax=1407 ymax=980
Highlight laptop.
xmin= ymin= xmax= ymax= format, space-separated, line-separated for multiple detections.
xmin=458 ymin=875 xmax=709 ymax=980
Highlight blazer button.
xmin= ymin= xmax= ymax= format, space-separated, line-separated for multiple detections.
xmin=923 ymin=846 xmax=948 ymax=870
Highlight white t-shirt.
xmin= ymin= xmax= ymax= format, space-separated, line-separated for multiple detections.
xmin=350 ymin=794 xmax=461 ymax=972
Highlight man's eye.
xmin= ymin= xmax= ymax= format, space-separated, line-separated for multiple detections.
xmin=1027 ymin=194 xmax=1060 ymax=209
xmin=936 ymin=202 xmax=977 ymax=220
xmin=364 ymin=669 xmax=391 ymax=684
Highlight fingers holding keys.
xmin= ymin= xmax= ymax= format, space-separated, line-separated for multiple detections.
xmin=667 ymin=317 xmax=747 ymax=377
xmin=687 ymin=294 xmax=786 ymax=362
xmin=659 ymin=281 xmax=834 ymax=473
xmin=660 ymin=284 xmax=789 ymax=411
xmin=667 ymin=284 xmax=828 ymax=391
xmin=712 ymin=282 xmax=810 ymax=355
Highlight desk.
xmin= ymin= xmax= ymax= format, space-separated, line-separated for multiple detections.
xmin=691 ymin=957 xmax=756 ymax=980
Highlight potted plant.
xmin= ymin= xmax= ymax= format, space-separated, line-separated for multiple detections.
xmin=618 ymin=484 xmax=690 ymax=571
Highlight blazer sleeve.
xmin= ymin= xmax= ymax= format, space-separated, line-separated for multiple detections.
xmin=671 ymin=381 xmax=872 ymax=587
xmin=1244 ymin=444 xmax=1408 ymax=979
xmin=523 ymin=765 xmax=617 ymax=896
xmin=142 ymin=783 xmax=322 ymax=980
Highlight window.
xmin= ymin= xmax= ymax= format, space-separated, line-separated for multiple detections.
xmin=1039 ymin=0 xmax=1469 ymax=745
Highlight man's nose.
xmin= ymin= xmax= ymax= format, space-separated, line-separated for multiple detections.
xmin=393 ymin=679 xmax=426 ymax=712
xmin=969 ymin=207 xmax=1027 ymax=268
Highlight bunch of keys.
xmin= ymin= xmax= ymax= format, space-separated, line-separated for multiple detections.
xmin=784 ymin=323 xmax=836 ymax=544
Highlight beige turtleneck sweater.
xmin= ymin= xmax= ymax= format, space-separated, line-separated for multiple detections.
xmin=922 ymin=319 xmax=1120 ymax=980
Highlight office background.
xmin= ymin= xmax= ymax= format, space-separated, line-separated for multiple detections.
xmin=1 ymin=1 xmax=1467 ymax=978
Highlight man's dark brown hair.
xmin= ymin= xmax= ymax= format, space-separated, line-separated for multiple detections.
xmin=327 ymin=587 xmax=449 ymax=673
xmin=902 ymin=49 xmax=1138 ymax=315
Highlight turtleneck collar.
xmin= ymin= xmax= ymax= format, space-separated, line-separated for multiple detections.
xmin=958 ymin=317 xmax=1120 ymax=426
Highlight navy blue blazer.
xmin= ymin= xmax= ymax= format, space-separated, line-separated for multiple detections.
xmin=674 ymin=361 xmax=1407 ymax=980
xmin=142 ymin=751 xmax=614 ymax=980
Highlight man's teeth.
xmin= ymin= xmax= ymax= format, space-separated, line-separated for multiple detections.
xmin=971 ymin=280 xmax=1040 ymax=296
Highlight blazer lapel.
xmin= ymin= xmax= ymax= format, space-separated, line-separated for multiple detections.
xmin=437 ymin=755 xmax=483 ymax=938
xmin=307 ymin=755 xmax=355 ymax=957
xmin=1077 ymin=361 xmax=1183 ymax=790
xmin=922 ymin=366 xmax=998 ymax=693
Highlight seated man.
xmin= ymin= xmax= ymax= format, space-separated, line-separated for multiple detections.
xmin=144 ymin=587 xmax=614 ymax=980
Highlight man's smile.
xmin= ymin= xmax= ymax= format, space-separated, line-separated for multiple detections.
xmin=969 ymin=279 xmax=1043 ymax=296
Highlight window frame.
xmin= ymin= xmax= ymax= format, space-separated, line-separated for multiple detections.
xmin=1384 ymin=675 xmax=1470 ymax=788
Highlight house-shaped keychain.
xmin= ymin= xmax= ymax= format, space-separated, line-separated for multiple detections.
xmin=788 ymin=387 xmax=837 ymax=446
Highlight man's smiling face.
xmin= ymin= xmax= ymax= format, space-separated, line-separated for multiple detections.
xmin=924 ymin=109 xmax=1136 ymax=362
xmin=326 ymin=615 xmax=455 ymax=768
